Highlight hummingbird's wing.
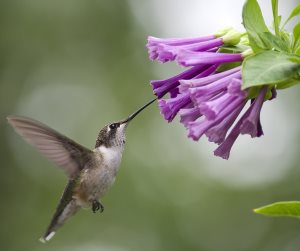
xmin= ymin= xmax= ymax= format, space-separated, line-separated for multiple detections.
xmin=7 ymin=115 xmax=93 ymax=178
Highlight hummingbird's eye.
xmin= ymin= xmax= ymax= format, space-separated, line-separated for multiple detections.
xmin=109 ymin=123 xmax=119 ymax=130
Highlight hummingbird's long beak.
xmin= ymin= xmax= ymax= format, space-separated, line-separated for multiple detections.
xmin=121 ymin=98 xmax=157 ymax=124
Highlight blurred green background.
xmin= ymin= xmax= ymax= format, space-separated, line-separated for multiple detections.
xmin=1 ymin=1 xmax=300 ymax=251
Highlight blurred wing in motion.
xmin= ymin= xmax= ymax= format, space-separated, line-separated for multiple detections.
xmin=7 ymin=115 xmax=93 ymax=178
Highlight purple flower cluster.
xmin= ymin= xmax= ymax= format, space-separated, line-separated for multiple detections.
xmin=147 ymin=32 xmax=274 ymax=159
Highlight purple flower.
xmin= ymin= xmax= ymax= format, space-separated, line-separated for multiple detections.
xmin=212 ymin=86 xmax=268 ymax=159
xmin=147 ymin=32 xmax=274 ymax=159
xmin=147 ymin=29 xmax=242 ymax=63
xmin=147 ymin=35 xmax=217 ymax=62
xmin=206 ymin=102 xmax=246 ymax=144
xmin=213 ymin=113 xmax=246 ymax=160
xmin=187 ymin=95 xmax=246 ymax=141
xmin=188 ymin=70 xmax=242 ymax=104
xmin=179 ymin=107 xmax=202 ymax=127
xmin=176 ymin=50 xmax=243 ymax=67
xmin=199 ymin=93 xmax=240 ymax=120
xmin=151 ymin=65 xmax=209 ymax=98
xmin=239 ymin=87 xmax=267 ymax=137
xmin=210 ymin=86 xmax=269 ymax=160
xmin=180 ymin=66 xmax=241 ymax=92
xmin=159 ymin=94 xmax=191 ymax=122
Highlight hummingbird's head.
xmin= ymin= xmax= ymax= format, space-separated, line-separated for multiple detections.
xmin=95 ymin=98 xmax=157 ymax=149
xmin=95 ymin=121 xmax=128 ymax=148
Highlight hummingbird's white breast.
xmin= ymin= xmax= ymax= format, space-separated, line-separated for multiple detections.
xmin=79 ymin=145 xmax=124 ymax=202
xmin=96 ymin=145 xmax=124 ymax=173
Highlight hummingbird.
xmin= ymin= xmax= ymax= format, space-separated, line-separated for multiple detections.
xmin=7 ymin=98 xmax=156 ymax=243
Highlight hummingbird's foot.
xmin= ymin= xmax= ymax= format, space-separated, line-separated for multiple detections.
xmin=92 ymin=200 xmax=104 ymax=213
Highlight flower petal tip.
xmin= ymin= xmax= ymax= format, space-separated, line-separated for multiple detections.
xmin=240 ymin=120 xmax=257 ymax=138
xmin=213 ymin=148 xmax=230 ymax=160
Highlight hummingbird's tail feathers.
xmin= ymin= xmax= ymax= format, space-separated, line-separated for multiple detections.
xmin=41 ymin=199 xmax=80 ymax=242
xmin=40 ymin=179 xmax=80 ymax=242
xmin=39 ymin=231 xmax=56 ymax=243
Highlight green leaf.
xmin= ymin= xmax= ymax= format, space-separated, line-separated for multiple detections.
xmin=258 ymin=32 xmax=289 ymax=52
xmin=271 ymin=0 xmax=279 ymax=36
xmin=242 ymin=0 xmax=270 ymax=52
xmin=294 ymin=22 xmax=300 ymax=42
xmin=276 ymin=78 xmax=300 ymax=89
xmin=296 ymin=46 xmax=300 ymax=55
xmin=290 ymin=55 xmax=300 ymax=64
xmin=242 ymin=51 xmax=300 ymax=89
xmin=254 ymin=201 xmax=300 ymax=218
xmin=293 ymin=22 xmax=300 ymax=54
xmin=280 ymin=30 xmax=293 ymax=50
xmin=282 ymin=4 xmax=300 ymax=28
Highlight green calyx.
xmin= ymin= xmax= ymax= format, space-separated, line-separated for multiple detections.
xmin=246 ymin=85 xmax=274 ymax=100
xmin=214 ymin=27 xmax=233 ymax=38
xmin=241 ymin=48 xmax=254 ymax=58
xmin=222 ymin=30 xmax=243 ymax=46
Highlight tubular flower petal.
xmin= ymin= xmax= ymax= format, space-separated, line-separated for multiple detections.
xmin=240 ymin=87 xmax=267 ymax=137
xmin=159 ymin=94 xmax=191 ymax=122
xmin=180 ymin=66 xmax=241 ymax=91
xmin=179 ymin=107 xmax=202 ymax=127
xmin=214 ymin=103 xmax=252 ymax=159
xmin=187 ymin=96 xmax=245 ymax=141
xmin=176 ymin=51 xmax=243 ymax=67
xmin=151 ymin=65 xmax=209 ymax=98
xmin=206 ymin=102 xmax=246 ymax=144
xmin=155 ymin=38 xmax=224 ymax=63
xmin=147 ymin=35 xmax=216 ymax=62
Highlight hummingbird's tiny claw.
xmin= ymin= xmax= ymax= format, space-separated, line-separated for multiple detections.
xmin=99 ymin=203 xmax=104 ymax=213
xmin=92 ymin=200 xmax=104 ymax=213
xmin=92 ymin=200 xmax=99 ymax=213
